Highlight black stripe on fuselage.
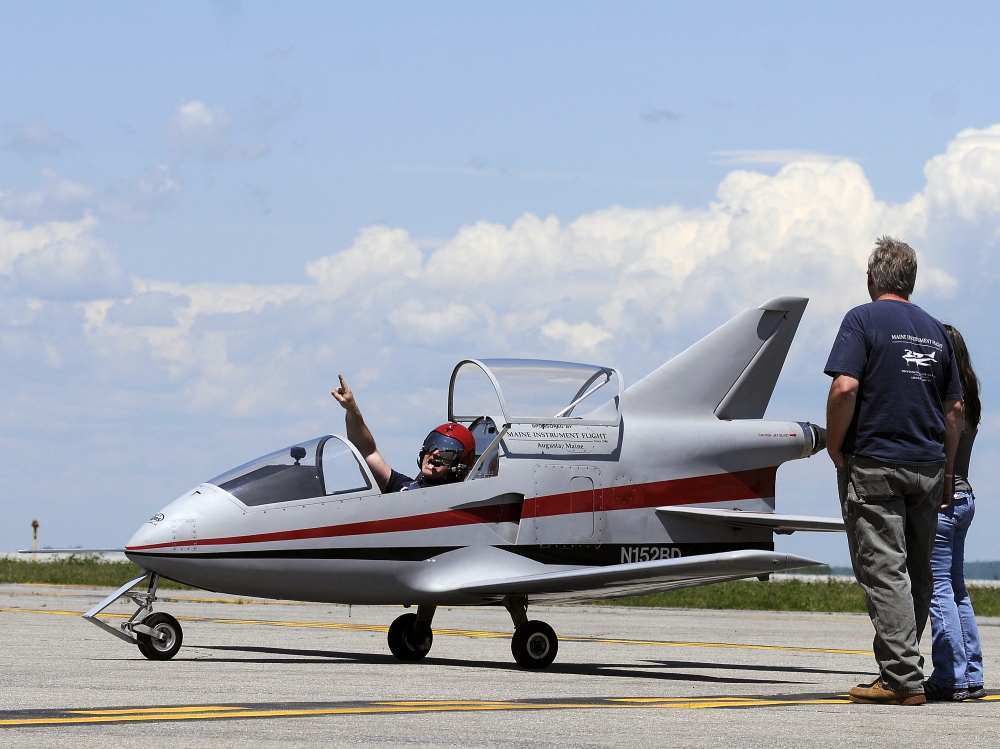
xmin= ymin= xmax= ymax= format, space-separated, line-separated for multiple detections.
xmin=127 ymin=547 xmax=461 ymax=562
xmin=127 ymin=542 xmax=772 ymax=566
xmin=504 ymin=542 xmax=773 ymax=566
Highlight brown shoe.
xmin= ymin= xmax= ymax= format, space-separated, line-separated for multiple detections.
xmin=849 ymin=680 xmax=926 ymax=705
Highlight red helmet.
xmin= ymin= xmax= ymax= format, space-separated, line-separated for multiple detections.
xmin=418 ymin=422 xmax=477 ymax=477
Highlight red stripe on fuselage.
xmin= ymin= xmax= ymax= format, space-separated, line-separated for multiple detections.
xmin=126 ymin=467 xmax=776 ymax=551
xmin=523 ymin=467 xmax=776 ymax=518
xmin=127 ymin=504 xmax=504 ymax=551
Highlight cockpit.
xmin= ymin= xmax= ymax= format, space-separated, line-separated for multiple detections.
xmin=204 ymin=358 xmax=623 ymax=507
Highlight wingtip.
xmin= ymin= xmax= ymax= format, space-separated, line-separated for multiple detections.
xmin=782 ymin=554 xmax=827 ymax=570
xmin=14 ymin=548 xmax=126 ymax=554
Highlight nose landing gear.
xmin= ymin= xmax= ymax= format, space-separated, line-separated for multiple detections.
xmin=83 ymin=571 xmax=184 ymax=661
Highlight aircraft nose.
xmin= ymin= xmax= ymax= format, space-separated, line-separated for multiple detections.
xmin=126 ymin=509 xmax=175 ymax=552
xmin=125 ymin=485 xmax=209 ymax=553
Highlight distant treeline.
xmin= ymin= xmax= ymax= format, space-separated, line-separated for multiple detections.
xmin=802 ymin=562 xmax=1000 ymax=580
xmin=605 ymin=578 xmax=1000 ymax=616
xmin=0 ymin=556 xmax=191 ymax=588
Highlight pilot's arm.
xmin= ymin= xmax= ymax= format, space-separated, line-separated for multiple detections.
xmin=332 ymin=374 xmax=393 ymax=492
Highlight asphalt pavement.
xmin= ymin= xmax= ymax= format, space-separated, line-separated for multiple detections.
xmin=2 ymin=582 xmax=997 ymax=748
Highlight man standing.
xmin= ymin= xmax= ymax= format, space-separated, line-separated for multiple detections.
xmin=825 ymin=236 xmax=962 ymax=706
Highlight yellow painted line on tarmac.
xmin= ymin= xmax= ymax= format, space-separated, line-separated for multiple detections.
xmin=378 ymin=701 xmax=515 ymax=706
xmin=641 ymin=696 xmax=848 ymax=707
xmin=1 ymin=608 xmax=81 ymax=617
xmin=600 ymin=608 xmax=872 ymax=625
xmin=162 ymin=596 xmax=292 ymax=605
xmin=68 ymin=706 xmax=250 ymax=714
xmin=8 ymin=582 xmax=97 ymax=588
xmin=714 ymin=612 xmax=872 ymax=625
xmin=559 ymin=633 xmax=870 ymax=655
xmin=3 ymin=695 xmax=998 ymax=726
xmin=5 ymin=585 xmax=316 ymax=605
xmin=0 ymin=607 xmax=870 ymax=655
xmin=0 ymin=697 xmax=849 ymax=726
xmin=609 ymin=696 xmax=759 ymax=703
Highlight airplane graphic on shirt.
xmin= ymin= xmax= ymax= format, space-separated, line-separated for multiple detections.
xmin=902 ymin=349 xmax=937 ymax=367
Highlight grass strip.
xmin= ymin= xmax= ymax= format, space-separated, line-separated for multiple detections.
xmin=598 ymin=578 xmax=1000 ymax=617
xmin=0 ymin=557 xmax=192 ymax=589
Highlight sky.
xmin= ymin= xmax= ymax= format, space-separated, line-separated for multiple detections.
xmin=2 ymin=2 xmax=999 ymax=566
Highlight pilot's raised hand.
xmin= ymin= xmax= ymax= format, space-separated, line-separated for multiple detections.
xmin=331 ymin=374 xmax=355 ymax=410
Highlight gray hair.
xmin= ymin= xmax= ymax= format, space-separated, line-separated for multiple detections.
xmin=868 ymin=236 xmax=917 ymax=298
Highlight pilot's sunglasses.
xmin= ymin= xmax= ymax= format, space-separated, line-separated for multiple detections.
xmin=422 ymin=433 xmax=466 ymax=464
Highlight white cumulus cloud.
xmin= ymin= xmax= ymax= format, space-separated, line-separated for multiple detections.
xmin=922 ymin=124 xmax=1000 ymax=222
xmin=0 ymin=214 xmax=127 ymax=301
xmin=10 ymin=123 xmax=1000 ymax=422
xmin=0 ymin=166 xmax=180 ymax=223
xmin=164 ymin=100 xmax=269 ymax=161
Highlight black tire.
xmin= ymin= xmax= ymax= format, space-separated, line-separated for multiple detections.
xmin=135 ymin=612 xmax=183 ymax=661
xmin=511 ymin=620 xmax=558 ymax=669
xmin=387 ymin=613 xmax=433 ymax=661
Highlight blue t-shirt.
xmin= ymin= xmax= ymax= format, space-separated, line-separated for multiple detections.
xmin=385 ymin=469 xmax=421 ymax=493
xmin=824 ymin=300 xmax=961 ymax=465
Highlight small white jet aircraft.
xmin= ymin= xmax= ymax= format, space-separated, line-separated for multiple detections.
xmin=903 ymin=349 xmax=937 ymax=367
xmin=40 ymin=296 xmax=847 ymax=669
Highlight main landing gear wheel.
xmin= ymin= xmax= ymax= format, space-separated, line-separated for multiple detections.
xmin=387 ymin=613 xmax=433 ymax=661
xmin=136 ymin=612 xmax=183 ymax=660
xmin=511 ymin=620 xmax=558 ymax=669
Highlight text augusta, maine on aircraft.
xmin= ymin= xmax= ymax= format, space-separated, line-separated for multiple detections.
xmin=51 ymin=296 xmax=847 ymax=669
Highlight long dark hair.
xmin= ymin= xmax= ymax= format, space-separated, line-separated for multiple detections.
xmin=944 ymin=324 xmax=981 ymax=429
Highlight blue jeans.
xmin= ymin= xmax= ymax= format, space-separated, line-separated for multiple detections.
xmin=928 ymin=491 xmax=984 ymax=689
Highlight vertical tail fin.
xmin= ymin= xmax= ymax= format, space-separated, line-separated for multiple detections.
xmin=622 ymin=297 xmax=808 ymax=420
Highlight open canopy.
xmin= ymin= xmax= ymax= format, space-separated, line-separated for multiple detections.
xmin=449 ymin=358 xmax=622 ymax=427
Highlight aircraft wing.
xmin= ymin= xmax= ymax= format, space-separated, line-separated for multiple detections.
xmin=655 ymin=506 xmax=846 ymax=534
xmin=454 ymin=549 xmax=823 ymax=604
xmin=16 ymin=548 xmax=126 ymax=554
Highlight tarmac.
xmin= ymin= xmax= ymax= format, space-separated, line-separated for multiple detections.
xmin=2 ymin=581 xmax=998 ymax=748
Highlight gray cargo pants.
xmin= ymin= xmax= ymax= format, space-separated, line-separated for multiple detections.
xmin=838 ymin=454 xmax=944 ymax=694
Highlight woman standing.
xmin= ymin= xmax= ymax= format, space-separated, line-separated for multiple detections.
xmin=925 ymin=324 xmax=986 ymax=701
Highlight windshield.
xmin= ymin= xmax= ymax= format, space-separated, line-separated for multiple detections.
xmin=208 ymin=436 xmax=371 ymax=506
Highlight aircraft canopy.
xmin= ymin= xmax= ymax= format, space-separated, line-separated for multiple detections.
xmin=206 ymin=435 xmax=373 ymax=507
xmin=449 ymin=358 xmax=622 ymax=427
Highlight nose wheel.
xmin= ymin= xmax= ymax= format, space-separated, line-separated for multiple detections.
xmin=135 ymin=612 xmax=184 ymax=660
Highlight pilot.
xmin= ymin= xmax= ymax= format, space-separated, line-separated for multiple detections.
xmin=332 ymin=374 xmax=477 ymax=493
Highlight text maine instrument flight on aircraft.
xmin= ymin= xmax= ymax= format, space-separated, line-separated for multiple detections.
xmin=71 ymin=296 xmax=846 ymax=669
